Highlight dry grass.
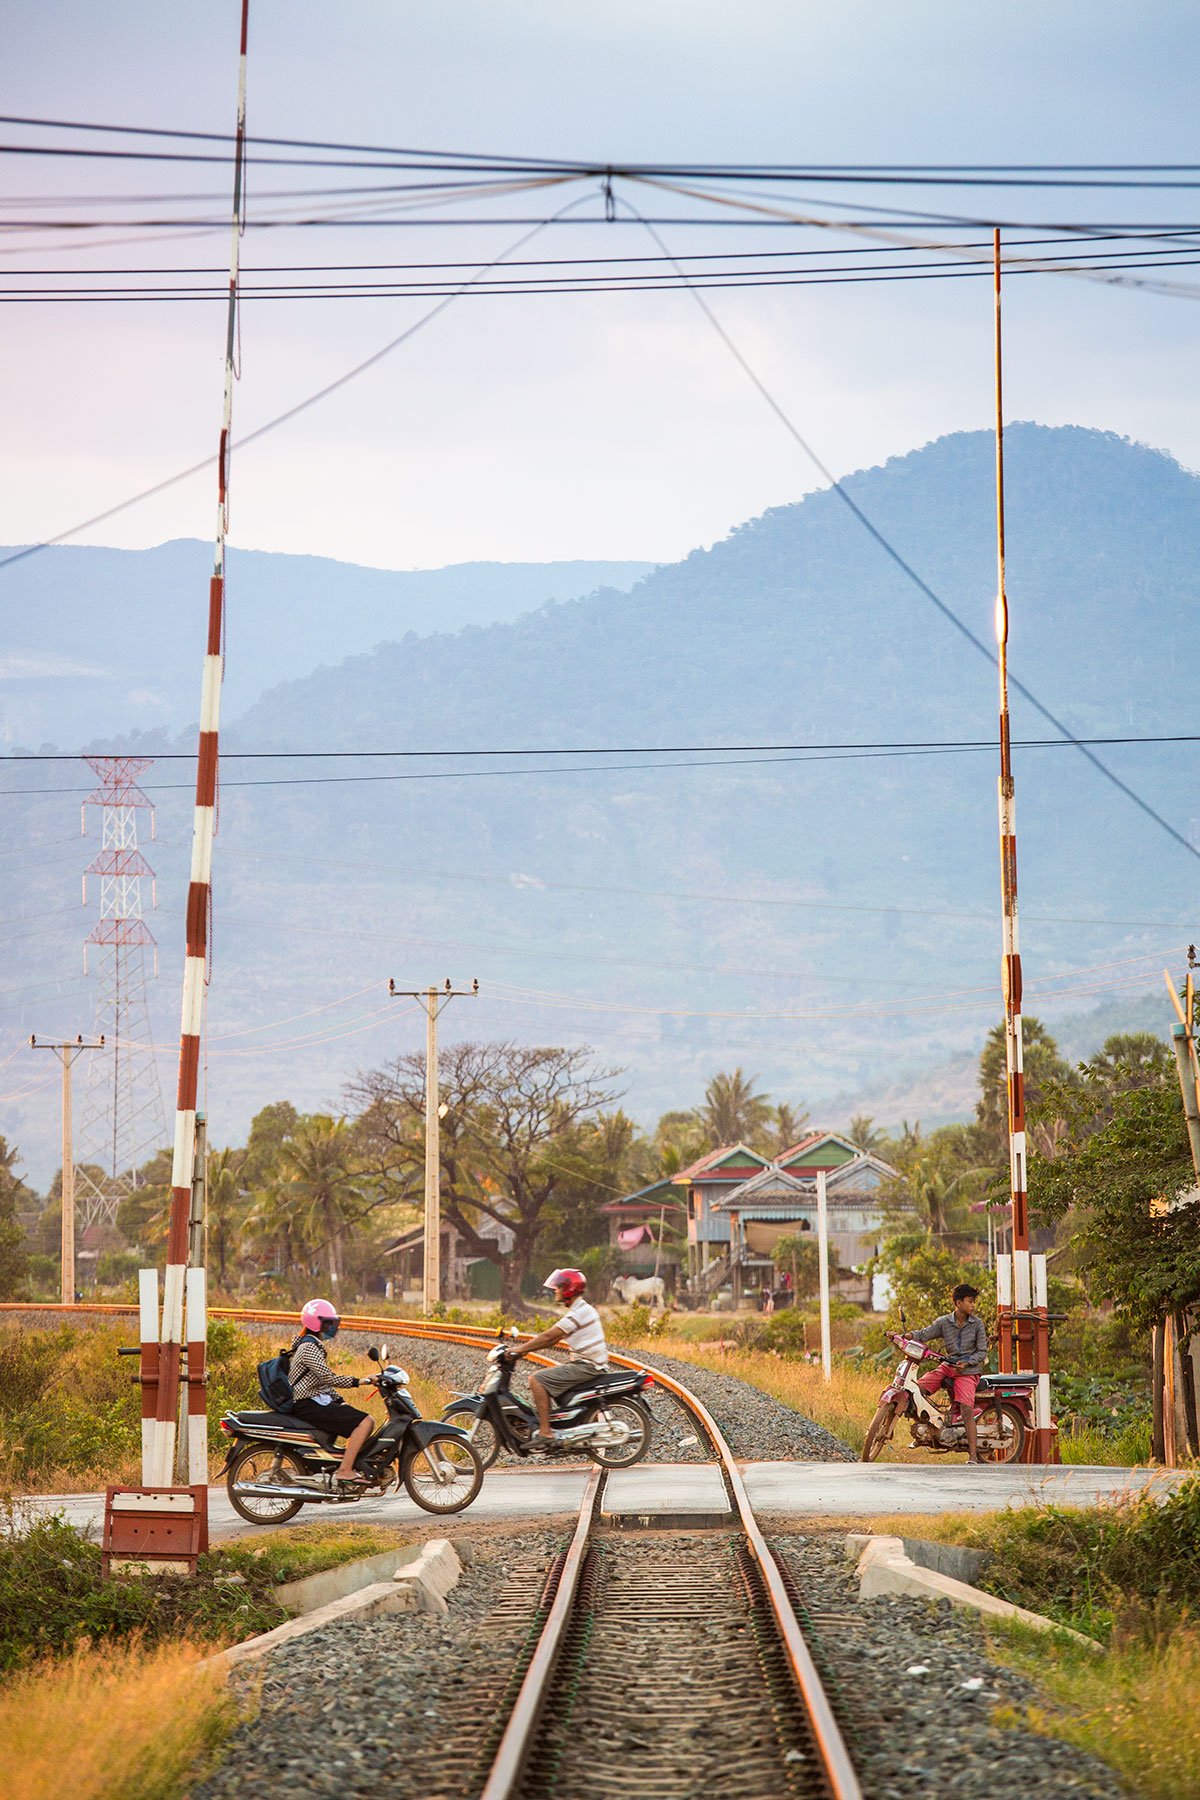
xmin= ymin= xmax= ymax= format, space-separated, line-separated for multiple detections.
xmin=992 ymin=1621 xmax=1200 ymax=1800
xmin=648 ymin=1337 xmax=939 ymax=1457
xmin=4 ymin=1639 xmax=237 ymax=1800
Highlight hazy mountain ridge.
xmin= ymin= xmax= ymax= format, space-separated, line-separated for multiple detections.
xmin=0 ymin=544 xmax=656 ymax=748
xmin=3 ymin=425 xmax=1195 ymax=1184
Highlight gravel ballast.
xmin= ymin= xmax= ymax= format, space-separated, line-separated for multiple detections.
xmin=777 ymin=1532 xmax=1128 ymax=1800
xmin=195 ymin=1524 xmax=1130 ymax=1800
xmin=194 ymin=1527 xmax=564 ymax=1800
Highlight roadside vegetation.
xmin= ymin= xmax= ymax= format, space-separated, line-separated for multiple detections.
xmin=869 ymin=1477 xmax=1200 ymax=1800
xmin=0 ymin=1503 xmax=406 ymax=1671
xmin=0 ymin=1318 xmax=450 ymax=1493
xmin=4 ymin=1638 xmax=236 ymax=1800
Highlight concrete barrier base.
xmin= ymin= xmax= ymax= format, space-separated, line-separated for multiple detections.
xmin=209 ymin=1538 xmax=464 ymax=1668
xmin=846 ymin=1533 xmax=1103 ymax=1652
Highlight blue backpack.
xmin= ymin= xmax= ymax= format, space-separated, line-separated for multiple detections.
xmin=257 ymin=1334 xmax=303 ymax=1412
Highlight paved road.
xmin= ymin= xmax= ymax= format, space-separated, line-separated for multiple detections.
xmin=21 ymin=1460 xmax=1187 ymax=1540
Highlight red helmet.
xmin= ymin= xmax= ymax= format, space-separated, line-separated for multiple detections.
xmin=543 ymin=1267 xmax=587 ymax=1304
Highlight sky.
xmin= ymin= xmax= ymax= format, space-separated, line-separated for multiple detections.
xmin=4 ymin=0 xmax=1199 ymax=571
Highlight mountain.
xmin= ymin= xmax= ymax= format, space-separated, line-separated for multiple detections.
xmin=0 ymin=543 xmax=656 ymax=747
xmin=3 ymin=425 xmax=1194 ymax=1187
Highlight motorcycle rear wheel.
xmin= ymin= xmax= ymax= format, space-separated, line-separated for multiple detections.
xmin=861 ymin=1400 xmax=899 ymax=1462
xmin=584 ymin=1397 xmax=652 ymax=1467
xmin=445 ymin=1410 xmax=500 ymax=1470
xmin=227 ymin=1444 xmax=307 ymax=1524
xmin=977 ymin=1401 xmax=1026 ymax=1465
xmin=403 ymin=1438 xmax=484 ymax=1514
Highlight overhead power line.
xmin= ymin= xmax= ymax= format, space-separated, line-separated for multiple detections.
xmin=620 ymin=196 xmax=1200 ymax=865
xmin=5 ymin=733 xmax=1200 ymax=764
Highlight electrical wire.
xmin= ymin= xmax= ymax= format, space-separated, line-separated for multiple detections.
xmin=617 ymin=194 xmax=1200 ymax=866
xmin=6 ymin=733 xmax=1199 ymax=763
xmin=0 ymin=186 xmax=590 ymax=574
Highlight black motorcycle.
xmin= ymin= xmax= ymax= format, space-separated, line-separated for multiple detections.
xmin=220 ymin=1344 xmax=484 ymax=1522
xmin=441 ymin=1333 xmax=655 ymax=1468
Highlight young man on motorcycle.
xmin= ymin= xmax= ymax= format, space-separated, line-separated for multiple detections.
xmin=289 ymin=1298 xmax=377 ymax=1488
xmin=510 ymin=1268 xmax=609 ymax=1445
xmin=911 ymin=1283 xmax=987 ymax=1463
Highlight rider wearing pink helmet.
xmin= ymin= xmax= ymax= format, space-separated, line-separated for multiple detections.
xmin=511 ymin=1269 xmax=609 ymax=1444
xmin=290 ymin=1298 xmax=375 ymax=1487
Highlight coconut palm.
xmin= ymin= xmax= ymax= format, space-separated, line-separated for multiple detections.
xmin=701 ymin=1069 xmax=773 ymax=1149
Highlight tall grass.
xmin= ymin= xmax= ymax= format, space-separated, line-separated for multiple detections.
xmin=4 ymin=1640 xmax=236 ymax=1800
xmin=649 ymin=1338 xmax=882 ymax=1453
xmin=994 ymin=1622 xmax=1200 ymax=1800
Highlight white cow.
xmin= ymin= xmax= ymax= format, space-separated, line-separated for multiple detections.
xmin=610 ymin=1273 xmax=667 ymax=1310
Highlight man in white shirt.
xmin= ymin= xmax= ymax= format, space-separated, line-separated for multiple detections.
xmin=513 ymin=1267 xmax=610 ymax=1443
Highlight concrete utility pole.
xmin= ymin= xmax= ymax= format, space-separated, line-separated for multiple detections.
xmin=389 ymin=979 xmax=478 ymax=1310
xmin=30 ymin=1034 xmax=104 ymax=1304
xmin=816 ymin=1169 xmax=832 ymax=1382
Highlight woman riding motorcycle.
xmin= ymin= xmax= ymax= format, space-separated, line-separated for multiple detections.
xmin=289 ymin=1298 xmax=375 ymax=1488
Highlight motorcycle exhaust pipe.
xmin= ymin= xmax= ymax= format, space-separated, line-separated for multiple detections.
xmin=232 ymin=1480 xmax=332 ymax=1501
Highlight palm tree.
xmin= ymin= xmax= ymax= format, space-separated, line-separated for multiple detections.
xmin=772 ymin=1103 xmax=811 ymax=1155
xmin=701 ymin=1069 xmax=773 ymax=1148
xmin=275 ymin=1115 xmax=371 ymax=1292
xmin=207 ymin=1147 xmax=245 ymax=1287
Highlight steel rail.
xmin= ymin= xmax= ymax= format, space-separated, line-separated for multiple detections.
xmin=478 ymin=1467 xmax=603 ymax=1800
xmin=6 ymin=1301 xmax=860 ymax=1795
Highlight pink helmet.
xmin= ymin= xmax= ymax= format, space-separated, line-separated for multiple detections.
xmin=300 ymin=1297 xmax=340 ymax=1336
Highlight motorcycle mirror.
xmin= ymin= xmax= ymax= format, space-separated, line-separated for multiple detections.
xmin=368 ymin=1345 xmax=380 ymax=1363
xmin=899 ymin=1307 xmax=907 ymax=1328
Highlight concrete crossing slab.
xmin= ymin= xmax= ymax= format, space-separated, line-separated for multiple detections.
xmin=602 ymin=1462 xmax=730 ymax=1526
xmin=19 ymin=1460 xmax=1187 ymax=1542
xmin=740 ymin=1460 xmax=1187 ymax=1515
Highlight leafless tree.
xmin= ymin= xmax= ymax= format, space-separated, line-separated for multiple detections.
xmin=348 ymin=1042 xmax=621 ymax=1311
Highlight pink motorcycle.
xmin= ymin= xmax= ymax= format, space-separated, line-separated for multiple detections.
xmin=861 ymin=1330 xmax=1034 ymax=1464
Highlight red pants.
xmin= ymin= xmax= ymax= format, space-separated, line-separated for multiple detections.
xmin=918 ymin=1362 xmax=979 ymax=1409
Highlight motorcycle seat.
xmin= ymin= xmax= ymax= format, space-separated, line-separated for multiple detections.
xmin=552 ymin=1369 xmax=638 ymax=1406
xmin=225 ymin=1409 xmax=338 ymax=1447
xmin=977 ymin=1372 xmax=1038 ymax=1387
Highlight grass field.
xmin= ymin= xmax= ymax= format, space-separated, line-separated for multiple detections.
xmin=4 ymin=1639 xmax=236 ymax=1800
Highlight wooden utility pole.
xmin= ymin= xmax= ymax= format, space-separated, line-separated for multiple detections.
xmin=389 ymin=979 xmax=478 ymax=1310
xmin=30 ymin=1034 xmax=104 ymax=1304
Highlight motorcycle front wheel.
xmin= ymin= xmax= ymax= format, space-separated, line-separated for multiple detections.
xmin=861 ymin=1400 xmax=899 ymax=1462
xmin=403 ymin=1438 xmax=484 ymax=1514
xmin=977 ymin=1401 xmax=1026 ymax=1465
xmin=584 ymin=1397 xmax=652 ymax=1468
xmin=227 ymin=1443 xmax=308 ymax=1524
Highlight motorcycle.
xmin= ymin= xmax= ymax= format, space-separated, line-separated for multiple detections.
xmin=442 ymin=1332 xmax=656 ymax=1469
xmin=220 ymin=1344 xmax=484 ymax=1522
xmin=861 ymin=1328 xmax=1034 ymax=1464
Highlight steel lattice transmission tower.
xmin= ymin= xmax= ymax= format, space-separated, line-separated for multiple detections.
xmin=75 ymin=756 xmax=168 ymax=1230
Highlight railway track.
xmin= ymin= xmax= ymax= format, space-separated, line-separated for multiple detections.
xmin=7 ymin=1302 xmax=862 ymax=1799
xmin=475 ymin=1369 xmax=861 ymax=1800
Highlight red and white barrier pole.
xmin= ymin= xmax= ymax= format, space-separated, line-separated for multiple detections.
xmin=992 ymin=230 xmax=1055 ymax=1461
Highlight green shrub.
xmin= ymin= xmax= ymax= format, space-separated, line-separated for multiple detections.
xmin=0 ymin=1505 xmax=289 ymax=1672
xmin=93 ymin=1252 xmax=140 ymax=1293
xmin=606 ymin=1302 xmax=653 ymax=1344
xmin=977 ymin=1475 xmax=1200 ymax=1640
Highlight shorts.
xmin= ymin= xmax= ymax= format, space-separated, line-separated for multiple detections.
xmin=917 ymin=1362 xmax=979 ymax=1408
xmin=532 ymin=1359 xmax=608 ymax=1398
xmin=291 ymin=1396 xmax=370 ymax=1439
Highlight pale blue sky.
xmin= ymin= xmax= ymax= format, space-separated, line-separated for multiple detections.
xmin=5 ymin=0 xmax=1198 ymax=568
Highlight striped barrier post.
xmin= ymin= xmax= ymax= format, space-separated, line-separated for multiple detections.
xmin=992 ymin=230 xmax=1055 ymax=1461
xmin=105 ymin=2 xmax=250 ymax=1551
